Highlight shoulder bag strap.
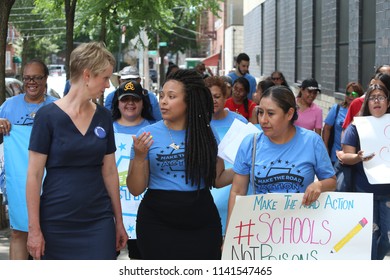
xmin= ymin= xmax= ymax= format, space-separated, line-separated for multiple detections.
xmin=335 ymin=104 xmax=340 ymax=120
xmin=251 ymin=133 xmax=258 ymax=194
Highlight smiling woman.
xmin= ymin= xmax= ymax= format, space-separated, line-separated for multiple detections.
xmin=0 ymin=58 xmax=58 ymax=260
xmin=295 ymin=78 xmax=323 ymax=135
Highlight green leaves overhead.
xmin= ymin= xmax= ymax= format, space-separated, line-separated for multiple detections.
xmin=10 ymin=0 xmax=221 ymax=60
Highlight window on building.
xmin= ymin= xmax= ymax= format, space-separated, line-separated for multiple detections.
xmin=360 ymin=0 xmax=376 ymax=88
xmin=261 ymin=4 xmax=265 ymax=75
xmin=337 ymin=0 xmax=349 ymax=92
xmin=5 ymin=51 xmax=11 ymax=70
xmin=276 ymin=0 xmax=281 ymax=70
xmin=313 ymin=0 xmax=322 ymax=82
xmin=296 ymin=0 xmax=303 ymax=81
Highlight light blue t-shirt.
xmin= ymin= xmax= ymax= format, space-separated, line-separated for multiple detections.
xmin=105 ymin=90 xmax=162 ymax=123
xmin=324 ymin=104 xmax=347 ymax=162
xmin=0 ymin=93 xmax=57 ymax=232
xmin=211 ymin=110 xmax=248 ymax=127
xmin=0 ymin=94 xmax=58 ymax=125
xmin=234 ymin=126 xmax=335 ymax=195
xmin=131 ymin=120 xmax=220 ymax=192
xmin=227 ymin=72 xmax=257 ymax=100
xmin=210 ymin=110 xmax=248 ymax=235
xmin=113 ymin=119 xmax=151 ymax=135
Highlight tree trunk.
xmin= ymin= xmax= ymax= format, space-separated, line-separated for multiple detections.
xmin=64 ymin=0 xmax=77 ymax=80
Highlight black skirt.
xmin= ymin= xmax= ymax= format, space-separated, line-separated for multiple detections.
xmin=136 ymin=188 xmax=222 ymax=260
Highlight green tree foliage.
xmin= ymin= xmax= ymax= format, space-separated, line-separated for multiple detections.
xmin=9 ymin=0 xmax=64 ymax=65
xmin=34 ymin=0 xmax=220 ymax=55
xmin=0 ymin=0 xmax=16 ymax=105
xmin=7 ymin=0 xmax=221 ymax=80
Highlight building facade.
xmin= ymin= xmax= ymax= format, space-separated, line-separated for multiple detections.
xmin=243 ymin=0 xmax=390 ymax=113
xmin=6 ymin=23 xmax=21 ymax=77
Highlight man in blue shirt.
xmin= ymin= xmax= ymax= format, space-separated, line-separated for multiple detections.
xmin=228 ymin=53 xmax=257 ymax=100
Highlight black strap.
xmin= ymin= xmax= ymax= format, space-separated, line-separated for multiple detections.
xmin=335 ymin=104 xmax=340 ymax=121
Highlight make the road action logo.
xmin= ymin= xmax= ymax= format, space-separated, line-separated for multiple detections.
xmin=254 ymin=166 xmax=304 ymax=194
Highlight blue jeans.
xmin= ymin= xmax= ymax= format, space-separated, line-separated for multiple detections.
xmin=334 ymin=161 xmax=354 ymax=192
xmin=372 ymin=194 xmax=390 ymax=260
xmin=355 ymin=185 xmax=390 ymax=260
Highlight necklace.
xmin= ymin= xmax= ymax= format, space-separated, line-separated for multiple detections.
xmin=165 ymin=121 xmax=180 ymax=150
xmin=25 ymin=95 xmax=47 ymax=118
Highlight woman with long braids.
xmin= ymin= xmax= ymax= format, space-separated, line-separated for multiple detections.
xmin=126 ymin=69 xmax=233 ymax=259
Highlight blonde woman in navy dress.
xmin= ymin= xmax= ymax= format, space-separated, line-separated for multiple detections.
xmin=26 ymin=42 xmax=128 ymax=259
xmin=127 ymin=69 xmax=234 ymax=259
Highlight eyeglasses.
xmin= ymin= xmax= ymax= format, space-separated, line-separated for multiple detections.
xmin=346 ymin=91 xmax=359 ymax=97
xmin=368 ymin=95 xmax=387 ymax=102
xmin=22 ymin=76 xmax=45 ymax=83
xmin=271 ymin=77 xmax=281 ymax=81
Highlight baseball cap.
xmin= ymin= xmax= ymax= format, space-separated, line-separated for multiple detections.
xmin=114 ymin=66 xmax=140 ymax=80
xmin=300 ymin=78 xmax=321 ymax=92
xmin=117 ymin=80 xmax=143 ymax=100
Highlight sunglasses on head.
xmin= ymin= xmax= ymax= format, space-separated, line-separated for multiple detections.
xmin=346 ymin=91 xmax=359 ymax=97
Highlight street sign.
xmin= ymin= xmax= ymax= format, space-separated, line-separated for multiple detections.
xmin=159 ymin=42 xmax=168 ymax=47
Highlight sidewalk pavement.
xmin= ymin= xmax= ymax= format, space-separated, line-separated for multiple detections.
xmin=0 ymin=227 xmax=10 ymax=260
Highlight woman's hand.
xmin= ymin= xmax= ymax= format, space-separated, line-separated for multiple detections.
xmin=302 ymin=181 xmax=322 ymax=206
xmin=0 ymin=118 xmax=11 ymax=135
xmin=132 ymin=132 xmax=153 ymax=158
xmin=357 ymin=150 xmax=375 ymax=162
xmin=27 ymin=228 xmax=45 ymax=260
xmin=115 ymin=222 xmax=128 ymax=251
xmin=302 ymin=176 xmax=336 ymax=206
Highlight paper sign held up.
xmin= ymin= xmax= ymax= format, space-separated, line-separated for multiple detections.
xmin=223 ymin=192 xmax=373 ymax=260
xmin=217 ymin=119 xmax=261 ymax=164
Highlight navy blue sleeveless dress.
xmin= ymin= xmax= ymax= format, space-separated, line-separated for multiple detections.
xmin=29 ymin=103 xmax=116 ymax=260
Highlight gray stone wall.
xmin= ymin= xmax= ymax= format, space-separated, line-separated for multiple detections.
xmin=278 ymin=1 xmax=296 ymax=84
xmin=243 ymin=0 xmax=390 ymax=120
xmin=244 ymin=5 xmax=262 ymax=79
xmin=263 ymin=0 xmax=276 ymax=76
